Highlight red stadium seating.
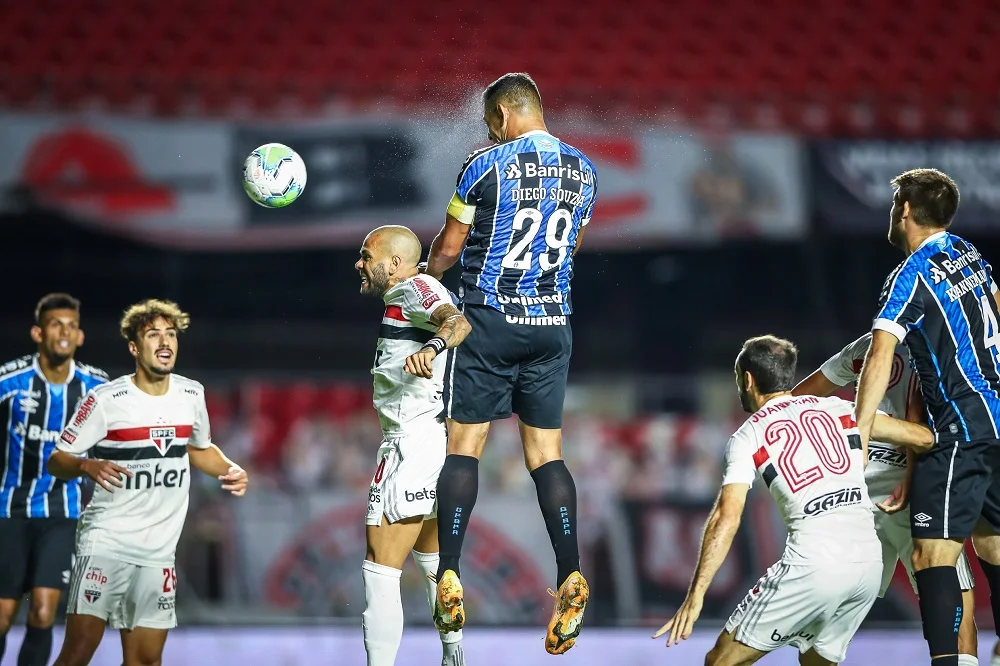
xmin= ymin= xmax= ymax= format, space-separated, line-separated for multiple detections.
xmin=2 ymin=0 xmax=998 ymax=135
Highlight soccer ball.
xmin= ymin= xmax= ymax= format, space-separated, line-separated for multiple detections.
xmin=242 ymin=143 xmax=307 ymax=208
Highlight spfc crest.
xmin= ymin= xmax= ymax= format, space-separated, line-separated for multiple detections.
xmin=150 ymin=427 xmax=176 ymax=454
xmin=84 ymin=589 xmax=101 ymax=603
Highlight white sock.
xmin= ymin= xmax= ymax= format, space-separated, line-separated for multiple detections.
xmin=362 ymin=560 xmax=404 ymax=666
xmin=412 ymin=549 xmax=465 ymax=666
xmin=958 ymin=655 xmax=978 ymax=666
xmin=990 ymin=652 xmax=1000 ymax=666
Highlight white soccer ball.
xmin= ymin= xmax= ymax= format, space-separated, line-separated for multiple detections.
xmin=242 ymin=143 xmax=307 ymax=208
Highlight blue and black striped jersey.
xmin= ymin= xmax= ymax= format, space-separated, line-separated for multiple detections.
xmin=0 ymin=355 xmax=108 ymax=518
xmin=875 ymin=231 xmax=1000 ymax=443
xmin=453 ymin=130 xmax=598 ymax=317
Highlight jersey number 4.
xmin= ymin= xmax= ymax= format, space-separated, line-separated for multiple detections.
xmin=980 ymin=294 xmax=1000 ymax=363
xmin=765 ymin=411 xmax=851 ymax=493
xmin=501 ymin=207 xmax=573 ymax=272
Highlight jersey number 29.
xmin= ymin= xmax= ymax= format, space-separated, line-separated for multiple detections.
xmin=766 ymin=411 xmax=851 ymax=493
xmin=501 ymin=208 xmax=572 ymax=272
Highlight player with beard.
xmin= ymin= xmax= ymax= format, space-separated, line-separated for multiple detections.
xmin=854 ymin=169 xmax=1000 ymax=666
xmin=655 ymin=335 xmax=934 ymax=665
xmin=0 ymin=293 xmax=107 ymax=666
xmin=46 ymin=299 xmax=248 ymax=666
xmin=357 ymin=226 xmax=471 ymax=666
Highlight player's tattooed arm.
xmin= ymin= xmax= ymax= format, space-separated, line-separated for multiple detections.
xmin=654 ymin=483 xmax=748 ymax=647
xmin=429 ymin=304 xmax=472 ymax=349
xmin=404 ymin=305 xmax=471 ymax=379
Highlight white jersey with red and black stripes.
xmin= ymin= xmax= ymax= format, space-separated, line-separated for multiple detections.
xmin=722 ymin=394 xmax=880 ymax=564
xmin=56 ymin=373 xmax=212 ymax=566
xmin=372 ymin=275 xmax=454 ymax=436
xmin=819 ymin=333 xmax=917 ymax=500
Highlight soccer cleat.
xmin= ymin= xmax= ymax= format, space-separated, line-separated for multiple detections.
xmin=432 ymin=569 xmax=465 ymax=633
xmin=545 ymin=571 xmax=589 ymax=655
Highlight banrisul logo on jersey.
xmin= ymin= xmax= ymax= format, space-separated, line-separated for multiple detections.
xmin=503 ymin=161 xmax=594 ymax=185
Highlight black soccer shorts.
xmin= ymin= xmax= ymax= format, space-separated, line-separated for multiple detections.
xmin=443 ymin=304 xmax=572 ymax=429
xmin=909 ymin=439 xmax=1000 ymax=540
xmin=0 ymin=517 xmax=77 ymax=598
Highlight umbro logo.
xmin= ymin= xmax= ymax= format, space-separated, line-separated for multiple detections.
xmin=504 ymin=163 xmax=522 ymax=180
xmin=914 ymin=512 xmax=932 ymax=527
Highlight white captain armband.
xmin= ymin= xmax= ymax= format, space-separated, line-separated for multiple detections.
xmin=446 ymin=193 xmax=476 ymax=224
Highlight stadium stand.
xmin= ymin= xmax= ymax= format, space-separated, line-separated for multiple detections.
xmin=2 ymin=0 xmax=997 ymax=134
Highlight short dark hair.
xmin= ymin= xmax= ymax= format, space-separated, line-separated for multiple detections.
xmin=891 ymin=168 xmax=960 ymax=229
xmin=120 ymin=299 xmax=190 ymax=342
xmin=482 ymin=72 xmax=542 ymax=114
xmin=35 ymin=293 xmax=80 ymax=324
xmin=737 ymin=335 xmax=798 ymax=394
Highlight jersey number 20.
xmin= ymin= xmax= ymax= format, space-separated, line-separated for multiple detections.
xmin=501 ymin=208 xmax=572 ymax=272
xmin=765 ymin=411 xmax=851 ymax=493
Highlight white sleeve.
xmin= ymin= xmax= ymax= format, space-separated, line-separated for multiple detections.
xmin=188 ymin=391 xmax=212 ymax=450
xmin=819 ymin=334 xmax=871 ymax=386
xmin=57 ymin=391 xmax=108 ymax=456
xmin=721 ymin=426 xmax=758 ymax=488
xmin=401 ymin=276 xmax=454 ymax=327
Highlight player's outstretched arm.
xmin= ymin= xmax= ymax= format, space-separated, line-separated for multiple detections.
xmin=187 ymin=444 xmax=248 ymax=497
xmin=871 ymin=413 xmax=933 ymax=453
xmin=404 ymin=304 xmax=472 ymax=379
xmin=791 ymin=369 xmax=841 ymax=398
xmin=855 ymin=330 xmax=898 ymax=447
xmin=426 ymin=214 xmax=472 ymax=280
xmin=653 ymin=483 xmax=749 ymax=647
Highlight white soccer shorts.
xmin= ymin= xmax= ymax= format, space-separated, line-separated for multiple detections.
xmin=67 ymin=554 xmax=177 ymax=630
xmin=725 ymin=560 xmax=881 ymax=663
xmin=873 ymin=506 xmax=975 ymax=596
xmin=365 ymin=417 xmax=447 ymax=526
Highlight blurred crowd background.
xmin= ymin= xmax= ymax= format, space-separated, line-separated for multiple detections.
xmin=2 ymin=0 xmax=1000 ymax=654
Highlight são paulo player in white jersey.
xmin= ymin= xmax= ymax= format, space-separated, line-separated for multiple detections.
xmin=654 ymin=335 xmax=933 ymax=666
xmin=46 ymin=299 xmax=248 ymax=666
xmin=793 ymin=332 xmax=979 ymax=665
xmin=355 ymin=226 xmax=472 ymax=666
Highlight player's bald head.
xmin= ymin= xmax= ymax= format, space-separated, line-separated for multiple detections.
xmin=364 ymin=225 xmax=422 ymax=267
xmin=483 ymin=72 xmax=543 ymax=117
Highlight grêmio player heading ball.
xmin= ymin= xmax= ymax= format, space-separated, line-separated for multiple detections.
xmin=423 ymin=72 xmax=597 ymax=655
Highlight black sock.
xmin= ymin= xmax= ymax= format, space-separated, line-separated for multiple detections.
xmin=914 ymin=566 xmax=962 ymax=660
xmin=435 ymin=454 xmax=480 ymax=580
xmin=18 ymin=625 xmax=53 ymax=666
xmin=530 ymin=460 xmax=581 ymax=588
xmin=979 ymin=557 xmax=1000 ymax=640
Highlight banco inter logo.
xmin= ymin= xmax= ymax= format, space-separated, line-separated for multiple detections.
xmin=123 ymin=463 xmax=188 ymax=491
